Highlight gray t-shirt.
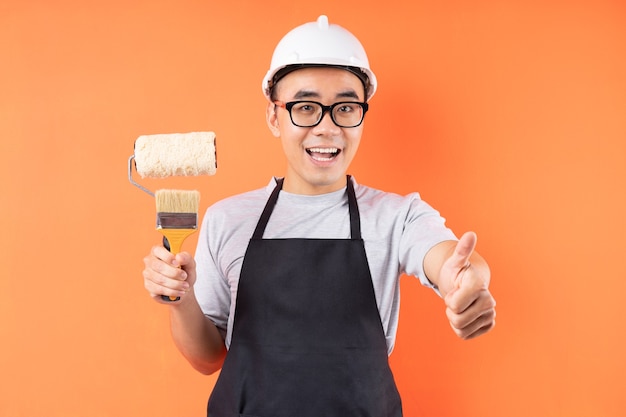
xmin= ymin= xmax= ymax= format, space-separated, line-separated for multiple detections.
xmin=194 ymin=177 xmax=457 ymax=354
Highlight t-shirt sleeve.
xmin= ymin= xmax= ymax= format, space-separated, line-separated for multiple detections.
xmin=398 ymin=194 xmax=457 ymax=289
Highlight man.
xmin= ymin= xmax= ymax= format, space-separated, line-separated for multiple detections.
xmin=143 ymin=15 xmax=496 ymax=417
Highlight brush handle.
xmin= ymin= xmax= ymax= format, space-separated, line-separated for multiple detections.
xmin=158 ymin=228 xmax=198 ymax=302
xmin=161 ymin=236 xmax=179 ymax=302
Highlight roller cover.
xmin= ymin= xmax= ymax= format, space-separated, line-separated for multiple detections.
xmin=134 ymin=132 xmax=217 ymax=178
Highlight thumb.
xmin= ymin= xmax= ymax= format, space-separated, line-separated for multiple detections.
xmin=175 ymin=251 xmax=194 ymax=267
xmin=448 ymin=231 xmax=477 ymax=271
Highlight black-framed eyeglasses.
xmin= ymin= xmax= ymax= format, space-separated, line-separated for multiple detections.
xmin=274 ymin=100 xmax=369 ymax=128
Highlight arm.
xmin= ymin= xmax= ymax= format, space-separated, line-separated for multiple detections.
xmin=423 ymin=232 xmax=496 ymax=339
xmin=143 ymin=246 xmax=227 ymax=374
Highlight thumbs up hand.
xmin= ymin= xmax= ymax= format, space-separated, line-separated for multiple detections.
xmin=434 ymin=232 xmax=496 ymax=339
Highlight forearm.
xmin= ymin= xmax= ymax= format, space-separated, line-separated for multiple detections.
xmin=169 ymin=289 xmax=227 ymax=375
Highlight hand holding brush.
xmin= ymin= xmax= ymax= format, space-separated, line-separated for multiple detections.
xmin=155 ymin=189 xmax=200 ymax=302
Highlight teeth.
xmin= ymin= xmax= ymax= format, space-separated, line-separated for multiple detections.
xmin=306 ymin=147 xmax=339 ymax=161
xmin=312 ymin=155 xmax=334 ymax=161
xmin=307 ymin=147 xmax=339 ymax=162
xmin=307 ymin=148 xmax=338 ymax=154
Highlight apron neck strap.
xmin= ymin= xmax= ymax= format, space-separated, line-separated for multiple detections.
xmin=252 ymin=175 xmax=361 ymax=240
xmin=346 ymin=175 xmax=361 ymax=239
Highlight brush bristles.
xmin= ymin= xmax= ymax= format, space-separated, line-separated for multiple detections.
xmin=155 ymin=189 xmax=200 ymax=213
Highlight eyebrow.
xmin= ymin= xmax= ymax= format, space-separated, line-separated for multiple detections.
xmin=292 ymin=89 xmax=361 ymax=101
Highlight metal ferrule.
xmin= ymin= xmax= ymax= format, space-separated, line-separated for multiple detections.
xmin=156 ymin=212 xmax=198 ymax=229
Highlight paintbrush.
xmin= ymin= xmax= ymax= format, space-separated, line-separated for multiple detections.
xmin=155 ymin=188 xmax=200 ymax=302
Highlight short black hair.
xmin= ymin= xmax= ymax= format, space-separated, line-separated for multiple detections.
xmin=269 ymin=64 xmax=370 ymax=101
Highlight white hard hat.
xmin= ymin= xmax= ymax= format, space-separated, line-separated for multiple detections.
xmin=262 ymin=15 xmax=377 ymax=101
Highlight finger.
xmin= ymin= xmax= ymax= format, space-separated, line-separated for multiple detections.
xmin=144 ymin=276 xmax=186 ymax=298
xmin=447 ymin=294 xmax=496 ymax=339
xmin=143 ymin=267 xmax=190 ymax=297
xmin=144 ymin=252 xmax=186 ymax=280
xmin=450 ymin=317 xmax=496 ymax=340
xmin=447 ymin=289 xmax=495 ymax=323
xmin=448 ymin=231 xmax=477 ymax=270
xmin=175 ymin=251 xmax=195 ymax=268
xmin=444 ymin=267 xmax=491 ymax=313
xmin=449 ymin=309 xmax=496 ymax=340
xmin=151 ymin=245 xmax=177 ymax=265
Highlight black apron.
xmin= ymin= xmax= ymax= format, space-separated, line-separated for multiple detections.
xmin=208 ymin=176 xmax=402 ymax=417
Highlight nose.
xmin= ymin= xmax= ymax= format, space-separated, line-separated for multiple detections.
xmin=312 ymin=109 xmax=341 ymax=135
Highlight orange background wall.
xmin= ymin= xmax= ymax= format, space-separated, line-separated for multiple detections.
xmin=1 ymin=1 xmax=625 ymax=416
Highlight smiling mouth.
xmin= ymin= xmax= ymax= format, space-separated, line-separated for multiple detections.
xmin=306 ymin=147 xmax=340 ymax=162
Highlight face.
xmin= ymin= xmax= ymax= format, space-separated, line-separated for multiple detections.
xmin=266 ymin=67 xmax=366 ymax=195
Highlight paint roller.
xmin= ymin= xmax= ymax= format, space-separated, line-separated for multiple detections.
xmin=128 ymin=131 xmax=217 ymax=301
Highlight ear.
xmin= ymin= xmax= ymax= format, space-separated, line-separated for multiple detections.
xmin=266 ymin=102 xmax=281 ymax=138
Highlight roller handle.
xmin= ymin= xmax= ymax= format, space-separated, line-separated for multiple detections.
xmin=161 ymin=237 xmax=180 ymax=302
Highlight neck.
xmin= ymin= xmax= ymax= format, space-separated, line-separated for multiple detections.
xmin=281 ymin=175 xmax=348 ymax=195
